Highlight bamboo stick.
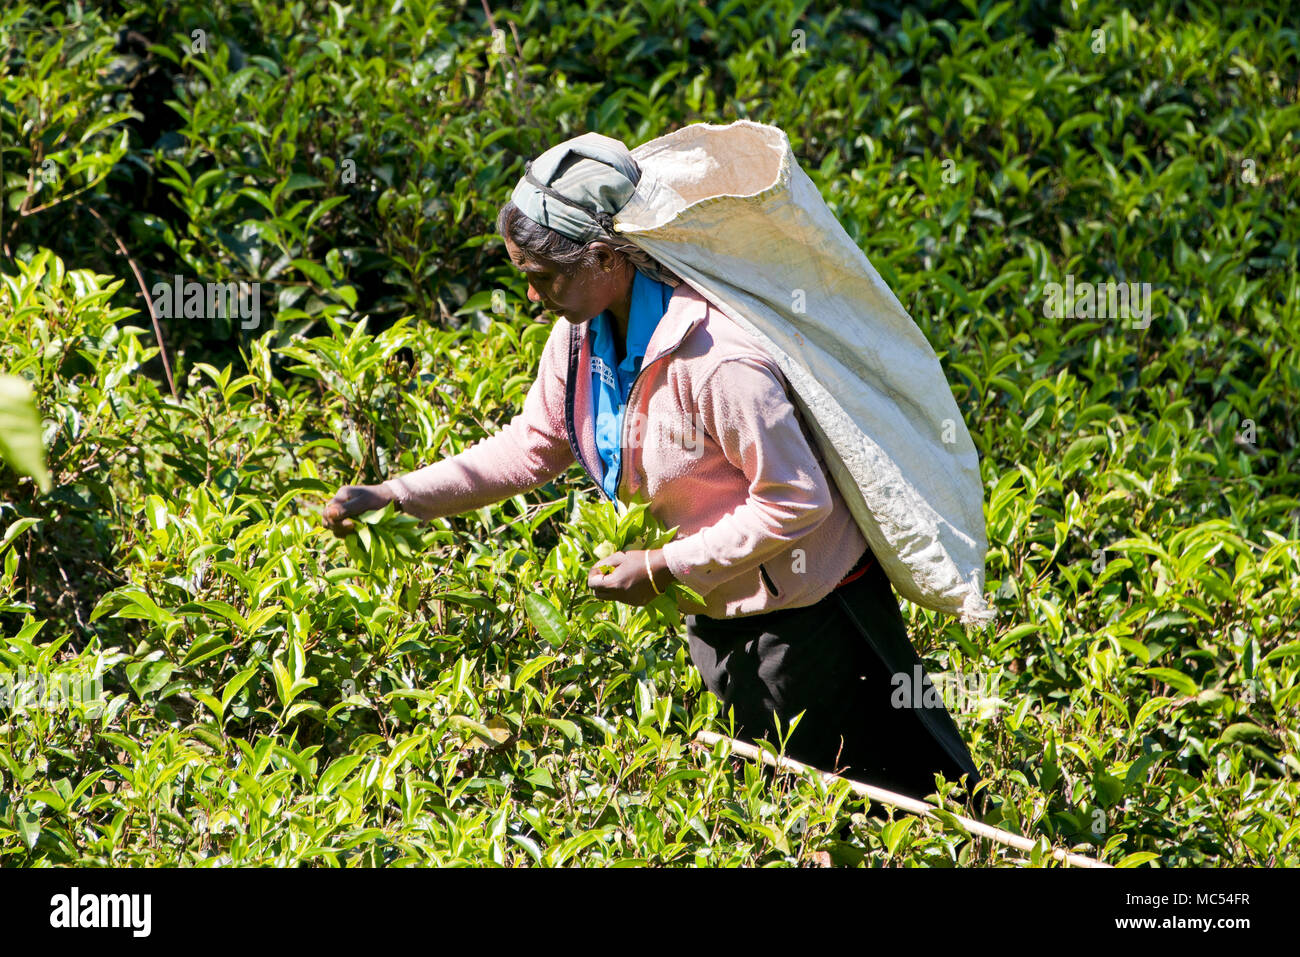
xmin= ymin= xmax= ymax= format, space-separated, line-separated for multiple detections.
xmin=692 ymin=730 xmax=1111 ymax=869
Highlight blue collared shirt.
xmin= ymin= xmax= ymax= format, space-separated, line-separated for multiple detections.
xmin=590 ymin=271 xmax=675 ymax=499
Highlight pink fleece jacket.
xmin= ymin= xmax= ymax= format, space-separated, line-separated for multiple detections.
xmin=381 ymin=282 xmax=870 ymax=619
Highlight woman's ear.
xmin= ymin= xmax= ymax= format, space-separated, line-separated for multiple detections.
xmin=589 ymin=242 xmax=620 ymax=274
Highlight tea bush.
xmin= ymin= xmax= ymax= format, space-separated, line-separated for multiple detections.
xmin=0 ymin=0 xmax=1296 ymax=866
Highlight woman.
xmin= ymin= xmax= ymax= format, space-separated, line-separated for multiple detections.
xmin=323 ymin=132 xmax=983 ymax=805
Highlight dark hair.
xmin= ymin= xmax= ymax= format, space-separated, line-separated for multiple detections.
xmin=496 ymin=199 xmax=681 ymax=286
xmin=496 ymin=199 xmax=601 ymax=271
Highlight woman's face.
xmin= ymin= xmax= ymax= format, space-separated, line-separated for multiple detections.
xmin=504 ymin=236 xmax=628 ymax=324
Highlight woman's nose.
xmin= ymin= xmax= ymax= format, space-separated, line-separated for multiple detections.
xmin=527 ymin=284 xmax=542 ymax=303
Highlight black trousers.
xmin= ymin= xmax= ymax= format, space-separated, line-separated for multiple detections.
xmin=686 ymin=551 xmax=984 ymax=806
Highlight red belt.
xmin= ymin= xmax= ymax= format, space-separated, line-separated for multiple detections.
xmin=834 ymin=550 xmax=874 ymax=590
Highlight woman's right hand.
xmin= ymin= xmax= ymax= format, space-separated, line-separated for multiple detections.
xmin=322 ymin=484 xmax=395 ymax=538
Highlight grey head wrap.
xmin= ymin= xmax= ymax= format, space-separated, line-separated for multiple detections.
xmin=510 ymin=132 xmax=680 ymax=286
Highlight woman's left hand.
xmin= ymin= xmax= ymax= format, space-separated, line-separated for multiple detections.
xmin=588 ymin=549 xmax=672 ymax=606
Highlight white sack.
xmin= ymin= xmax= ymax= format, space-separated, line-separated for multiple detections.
xmin=614 ymin=119 xmax=993 ymax=625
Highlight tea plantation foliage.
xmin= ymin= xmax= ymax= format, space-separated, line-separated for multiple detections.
xmin=1 ymin=0 xmax=1297 ymax=866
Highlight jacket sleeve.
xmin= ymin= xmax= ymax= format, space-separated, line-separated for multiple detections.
xmin=379 ymin=320 xmax=575 ymax=520
xmin=659 ymin=355 xmax=834 ymax=596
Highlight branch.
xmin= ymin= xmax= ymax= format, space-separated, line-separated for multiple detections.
xmin=691 ymin=730 xmax=1112 ymax=868
xmin=478 ymin=0 xmax=538 ymax=131
xmin=83 ymin=203 xmax=178 ymax=399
